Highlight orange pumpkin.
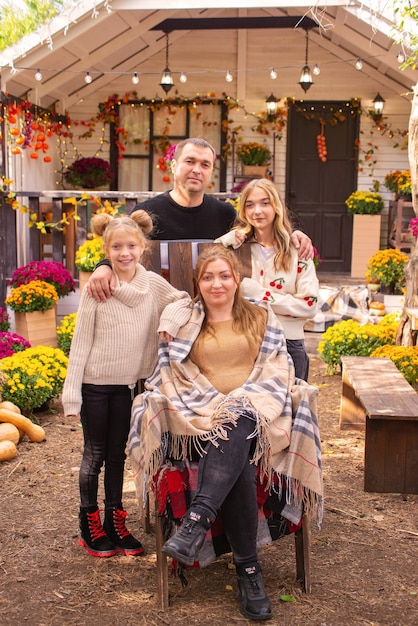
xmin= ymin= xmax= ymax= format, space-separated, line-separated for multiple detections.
xmin=43 ymin=156 xmax=52 ymax=163
xmin=11 ymin=147 xmax=21 ymax=155
xmin=30 ymin=152 xmax=39 ymax=159
xmin=10 ymin=127 xmax=19 ymax=136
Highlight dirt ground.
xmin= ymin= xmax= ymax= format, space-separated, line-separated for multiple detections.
xmin=0 ymin=346 xmax=417 ymax=626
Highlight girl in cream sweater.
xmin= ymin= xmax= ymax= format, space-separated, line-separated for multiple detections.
xmin=62 ymin=211 xmax=191 ymax=558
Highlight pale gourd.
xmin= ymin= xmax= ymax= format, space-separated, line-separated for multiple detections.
xmin=0 ymin=439 xmax=17 ymax=462
xmin=0 ymin=408 xmax=45 ymax=443
xmin=0 ymin=400 xmax=21 ymax=414
xmin=0 ymin=402 xmax=25 ymax=439
xmin=0 ymin=422 xmax=20 ymax=445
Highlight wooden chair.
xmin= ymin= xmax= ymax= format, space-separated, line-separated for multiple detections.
xmin=146 ymin=478 xmax=311 ymax=610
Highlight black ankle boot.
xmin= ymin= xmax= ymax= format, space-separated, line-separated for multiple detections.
xmin=79 ymin=507 xmax=117 ymax=558
xmin=236 ymin=562 xmax=272 ymax=621
xmin=103 ymin=506 xmax=144 ymax=556
xmin=162 ymin=509 xmax=211 ymax=566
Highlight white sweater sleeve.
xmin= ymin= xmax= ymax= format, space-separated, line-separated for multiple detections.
xmin=214 ymin=230 xmax=241 ymax=249
xmin=61 ymin=290 xmax=97 ymax=416
xmin=241 ymin=259 xmax=319 ymax=321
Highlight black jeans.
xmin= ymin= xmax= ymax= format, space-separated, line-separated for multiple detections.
xmin=79 ymin=383 xmax=133 ymax=509
xmin=191 ymin=414 xmax=258 ymax=566
xmin=287 ymin=338 xmax=309 ymax=381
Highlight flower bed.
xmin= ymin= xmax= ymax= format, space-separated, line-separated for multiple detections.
xmin=57 ymin=313 xmax=77 ymax=355
xmin=318 ymin=314 xmax=399 ymax=374
xmin=0 ymin=331 xmax=31 ymax=359
xmin=370 ymin=344 xmax=418 ymax=386
xmin=0 ymin=346 xmax=68 ymax=413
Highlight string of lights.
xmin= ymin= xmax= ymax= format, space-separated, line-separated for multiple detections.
xmin=4 ymin=49 xmax=408 ymax=89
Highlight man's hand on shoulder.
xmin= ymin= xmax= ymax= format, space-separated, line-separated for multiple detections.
xmin=86 ymin=265 xmax=116 ymax=302
xmin=291 ymin=230 xmax=314 ymax=261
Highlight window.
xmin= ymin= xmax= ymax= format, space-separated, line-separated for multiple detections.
xmin=112 ymin=100 xmax=227 ymax=192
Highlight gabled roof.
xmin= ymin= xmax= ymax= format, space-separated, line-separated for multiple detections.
xmin=0 ymin=1 xmax=416 ymax=110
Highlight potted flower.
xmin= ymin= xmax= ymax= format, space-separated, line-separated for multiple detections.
xmin=5 ymin=280 xmax=59 ymax=347
xmin=75 ymin=236 xmax=105 ymax=290
xmin=0 ymin=345 xmax=68 ymax=413
xmin=384 ymin=169 xmax=412 ymax=199
xmin=366 ymin=248 xmax=409 ymax=293
xmin=345 ymin=190 xmax=384 ymax=215
xmin=345 ymin=190 xmax=384 ymax=278
xmin=8 ymin=260 xmax=75 ymax=298
xmin=63 ymin=156 xmax=113 ymax=189
xmin=236 ymin=142 xmax=271 ymax=177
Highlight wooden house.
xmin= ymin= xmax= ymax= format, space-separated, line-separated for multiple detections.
xmin=0 ymin=1 xmax=415 ymax=297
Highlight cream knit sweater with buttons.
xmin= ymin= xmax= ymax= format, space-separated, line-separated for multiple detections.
xmin=62 ymin=264 xmax=192 ymax=416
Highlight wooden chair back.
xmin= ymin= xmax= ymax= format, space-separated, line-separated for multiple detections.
xmin=143 ymin=240 xmax=253 ymax=295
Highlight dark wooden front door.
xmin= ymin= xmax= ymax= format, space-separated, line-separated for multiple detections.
xmin=285 ymin=100 xmax=359 ymax=272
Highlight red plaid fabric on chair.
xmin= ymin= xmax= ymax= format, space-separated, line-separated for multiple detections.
xmin=148 ymin=460 xmax=311 ymax=609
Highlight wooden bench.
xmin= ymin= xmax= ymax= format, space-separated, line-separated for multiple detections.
xmin=139 ymin=240 xmax=312 ymax=608
xmin=340 ymin=356 xmax=418 ymax=494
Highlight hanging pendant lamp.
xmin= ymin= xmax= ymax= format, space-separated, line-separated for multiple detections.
xmin=160 ymin=32 xmax=174 ymax=94
xmin=299 ymin=29 xmax=313 ymax=93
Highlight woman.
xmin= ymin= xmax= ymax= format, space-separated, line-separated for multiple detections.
xmin=129 ymin=245 xmax=322 ymax=621
xmin=215 ymin=178 xmax=319 ymax=381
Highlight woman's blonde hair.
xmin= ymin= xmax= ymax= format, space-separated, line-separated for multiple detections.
xmin=194 ymin=244 xmax=267 ymax=351
xmin=238 ymin=178 xmax=293 ymax=272
xmin=90 ymin=210 xmax=153 ymax=256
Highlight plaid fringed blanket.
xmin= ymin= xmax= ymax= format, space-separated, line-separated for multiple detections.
xmin=305 ymin=285 xmax=376 ymax=332
xmin=154 ymin=460 xmax=302 ymax=569
xmin=129 ymin=302 xmax=323 ymax=532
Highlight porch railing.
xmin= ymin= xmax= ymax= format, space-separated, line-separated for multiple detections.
xmin=0 ymin=190 xmax=238 ymax=304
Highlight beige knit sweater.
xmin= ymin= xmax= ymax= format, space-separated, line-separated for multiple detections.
xmin=62 ymin=264 xmax=192 ymax=416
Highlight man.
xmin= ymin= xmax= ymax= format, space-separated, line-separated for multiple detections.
xmin=88 ymin=138 xmax=312 ymax=301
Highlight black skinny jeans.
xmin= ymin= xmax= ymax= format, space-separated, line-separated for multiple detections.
xmin=79 ymin=383 xmax=133 ymax=509
xmin=191 ymin=414 xmax=258 ymax=567
xmin=287 ymin=338 xmax=309 ymax=381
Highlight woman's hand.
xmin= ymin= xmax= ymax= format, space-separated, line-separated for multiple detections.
xmin=159 ymin=331 xmax=173 ymax=342
xmin=86 ymin=265 xmax=116 ymax=302
xmin=291 ymin=230 xmax=314 ymax=260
